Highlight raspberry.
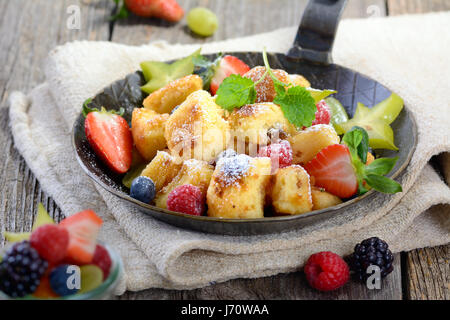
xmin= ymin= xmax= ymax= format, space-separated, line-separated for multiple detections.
xmin=167 ymin=184 xmax=204 ymax=216
xmin=92 ymin=245 xmax=112 ymax=280
xmin=30 ymin=224 xmax=69 ymax=264
xmin=258 ymin=140 xmax=293 ymax=173
xmin=311 ymin=100 xmax=331 ymax=126
xmin=304 ymin=251 xmax=349 ymax=291
xmin=349 ymin=237 xmax=394 ymax=282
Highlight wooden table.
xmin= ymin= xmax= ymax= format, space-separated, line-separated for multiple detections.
xmin=0 ymin=0 xmax=448 ymax=300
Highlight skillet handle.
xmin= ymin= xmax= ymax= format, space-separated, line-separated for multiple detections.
xmin=287 ymin=0 xmax=348 ymax=65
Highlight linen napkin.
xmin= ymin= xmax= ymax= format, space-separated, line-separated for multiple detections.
xmin=7 ymin=12 xmax=450 ymax=294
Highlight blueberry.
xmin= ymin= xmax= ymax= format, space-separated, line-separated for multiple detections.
xmin=130 ymin=176 xmax=156 ymax=203
xmin=49 ymin=264 xmax=80 ymax=296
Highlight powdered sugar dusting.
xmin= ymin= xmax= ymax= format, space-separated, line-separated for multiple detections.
xmin=215 ymin=154 xmax=254 ymax=188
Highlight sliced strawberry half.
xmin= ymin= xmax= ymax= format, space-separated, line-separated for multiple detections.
xmin=210 ymin=55 xmax=250 ymax=95
xmin=59 ymin=210 xmax=103 ymax=264
xmin=304 ymin=144 xmax=358 ymax=198
xmin=84 ymin=107 xmax=133 ymax=174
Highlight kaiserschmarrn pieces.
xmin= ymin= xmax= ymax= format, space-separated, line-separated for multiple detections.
xmin=311 ymin=186 xmax=343 ymax=211
xmin=140 ymin=150 xmax=182 ymax=192
xmin=270 ymin=165 xmax=313 ymax=215
xmin=288 ymin=74 xmax=311 ymax=88
xmin=227 ymin=103 xmax=298 ymax=147
xmin=288 ymin=124 xmax=340 ymax=165
xmin=142 ymin=74 xmax=203 ymax=114
xmin=154 ymin=159 xmax=214 ymax=209
xmin=164 ymin=90 xmax=229 ymax=162
xmin=244 ymin=66 xmax=290 ymax=103
xmin=207 ymin=155 xmax=271 ymax=219
xmin=131 ymin=108 xmax=169 ymax=161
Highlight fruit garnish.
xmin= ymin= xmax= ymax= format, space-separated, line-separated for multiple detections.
xmin=111 ymin=0 xmax=184 ymax=22
xmin=79 ymin=265 xmax=104 ymax=294
xmin=33 ymin=203 xmax=56 ymax=231
xmin=334 ymin=93 xmax=404 ymax=150
xmin=325 ymin=97 xmax=349 ymax=127
xmin=349 ymin=237 xmax=394 ymax=282
xmin=84 ymin=106 xmax=133 ymax=174
xmin=122 ymin=163 xmax=147 ymax=189
xmin=192 ymin=53 xmax=223 ymax=90
xmin=49 ymin=264 xmax=80 ymax=296
xmin=130 ymin=176 xmax=156 ymax=203
xmin=258 ymin=140 xmax=293 ymax=174
xmin=307 ymin=88 xmax=337 ymax=103
xmin=215 ymin=48 xmax=324 ymax=128
xmin=140 ymin=48 xmax=200 ymax=94
xmin=167 ymin=184 xmax=205 ymax=216
xmin=304 ymin=251 xmax=350 ymax=292
xmin=0 ymin=241 xmax=48 ymax=298
xmin=92 ymin=245 xmax=112 ymax=280
xmin=187 ymin=7 xmax=218 ymax=37
xmin=4 ymin=231 xmax=31 ymax=243
xmin=342 ymin=126 xmax=402 ymax=195
xmin=311 ymin=100 xmax=331 ymax=126
xmin=210 ymin=55 xmax=251 ymax=95
xmin=3 ymin=203 xmax=55 ymax=243
xmin=304 ymin=144 xmax=358 ymax=198
xmin=30 ymin=224 xmax=69 ymax=264
xmin=59 ymin=210 xmax=103 ymax=265
xmin=32 ymin=276 xmax=59 ymax=299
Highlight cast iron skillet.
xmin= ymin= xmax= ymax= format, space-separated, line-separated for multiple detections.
xmin=72 ymin=0 xmax=417 ymax=235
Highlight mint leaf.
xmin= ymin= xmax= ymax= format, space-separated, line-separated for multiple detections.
xmin=342 ymin=126 xmax=369 ymax=163
xmin=273 ymin=86 xmax=317 ymax=128
xmin=365 ymin=174 xmax=402 ymax=194
xmin=215 ymin=74 xmax=257 ymax=111
xmin=365 ymin=157 xmax=398 ymax=176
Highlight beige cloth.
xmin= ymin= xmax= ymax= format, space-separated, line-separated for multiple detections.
xmin=7 ymin=12 xmax=450 ymax=294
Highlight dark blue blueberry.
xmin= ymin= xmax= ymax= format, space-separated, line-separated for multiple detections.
xmin=49 ymin=264 xmax=80 ymax=296
xmin=130 ymin=176 xmax=156 ymax=203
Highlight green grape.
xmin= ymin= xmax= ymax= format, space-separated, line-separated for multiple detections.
xmin=79 ymin=265 xmax=104 ymax=294
xmin=187 ymin=7 xmax=218 ymax=37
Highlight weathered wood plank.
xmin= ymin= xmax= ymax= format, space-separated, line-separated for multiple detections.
xmin=386 ymin=0 xmax=450 ymax=301
xmin=404 ymin=244 xmax=449 ymax=300
xmin=110 ymin=0 xmax=387 ymax=46
xmin=387 ymin=0 xmax=450 ymax=15
xmin=0 ymin=0 xmax=114 ymax=248
xmin=119 ymin=254 xmax=403 ymax=300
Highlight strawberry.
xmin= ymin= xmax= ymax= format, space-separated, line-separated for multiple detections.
xmin=303 ymin=144 xmax=358 ymax=198
xmin=210 ymin=55 xmax=251 ymax=95
xmin=84 ymin=107 xmax=133 ymax=174
xmin=123 ymin=0 xmax=184 ymax=22
xmin=59 ymin=210 xmax=103 ymax=265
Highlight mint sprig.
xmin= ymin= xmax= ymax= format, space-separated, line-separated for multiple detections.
xmin=215 ymin=74 xmax=257 ymax=111
xmin=342 ymin=127 xmax=402 ymax=195
xmin=215 ymin=49 xmax=320 ymax=128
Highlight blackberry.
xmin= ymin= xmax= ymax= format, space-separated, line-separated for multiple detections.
xmin=349 ymin=237 xmax=394 ymax=282
xmin=0 ymin=241 xmax=48 ymax=298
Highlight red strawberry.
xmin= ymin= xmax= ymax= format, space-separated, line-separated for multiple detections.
xmin=84 ymin=107 xmax=133 ymax=174
xmin=303 ymin=144 xmax=358 ymax=198
xmin=210 ymin=55 xmax=251 ymax=95
xmin=124 ymin=0 xmax=184 ymax=22
xmin=59 ymin=210 xmax=103 ymax=265
xmin=312 ymin=100 xmax=331 ymax=126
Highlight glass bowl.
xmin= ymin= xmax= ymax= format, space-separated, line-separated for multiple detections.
xmin=0 ymin=242 xmax=123 ymax=300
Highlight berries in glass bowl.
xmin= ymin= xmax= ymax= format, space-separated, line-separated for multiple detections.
xmin=0 ymin=204 xmax=123 ymax=300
